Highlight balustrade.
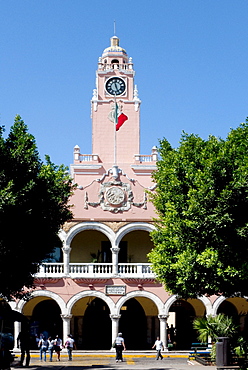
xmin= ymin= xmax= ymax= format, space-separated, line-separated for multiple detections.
xmin=36 ymin=262 xmax=153 ymax=278
xmin=36 ymin=263 xmax=64 ymax=276
xmin=99 ymin=63 xmax=133 ymax=71
xmin=134 ymin=154 xmax=156 ymax=163
xmin=78 ymin=154 xmax=99 ymax=162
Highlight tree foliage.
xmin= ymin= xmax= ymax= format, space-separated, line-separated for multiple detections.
xmin=148 ymin=120 xmax=248 ymax=298
xmin=0 ymin=115 xmax=75 ymax=299
xmin=193 ymin=314 xmax=238 ymax=343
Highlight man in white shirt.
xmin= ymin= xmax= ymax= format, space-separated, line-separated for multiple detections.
xmin=115 ymin=333 xmax=126 ymax=362
xmin=152 ymin=336 xmax=164 ymax=360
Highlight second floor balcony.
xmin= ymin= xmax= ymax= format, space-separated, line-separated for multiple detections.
xmin=35 ymin=225 xmax=157 ymax=281
xmin=35 ymin=262 xmax=154 ymax=279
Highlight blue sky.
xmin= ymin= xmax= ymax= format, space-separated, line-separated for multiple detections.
xmin=1 ymin=1 xmax=248 ymax=167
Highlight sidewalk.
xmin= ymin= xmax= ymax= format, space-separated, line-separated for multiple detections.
xmin=13 ymin=349 xmax=190 ymax=360
xmin=11 ymin=350 xmax=217 ymax=370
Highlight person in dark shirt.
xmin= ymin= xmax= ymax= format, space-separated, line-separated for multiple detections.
xmin=17 ymin=330 xmax=30 ymax=367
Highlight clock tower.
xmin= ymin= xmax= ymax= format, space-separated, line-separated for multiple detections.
xmin=71 ymin=35 xmax=157 ymax=220
xmin=91 ymin=35 xmax=141 ymax=164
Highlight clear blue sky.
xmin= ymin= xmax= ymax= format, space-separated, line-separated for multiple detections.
xmin=1 ymin=0 xmax=248 ymax=167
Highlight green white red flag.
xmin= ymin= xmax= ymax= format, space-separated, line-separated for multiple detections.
xmin=114 ymin=102 xmax=128 ymax=131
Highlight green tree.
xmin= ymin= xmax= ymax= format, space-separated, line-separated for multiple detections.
xmin=193 ymin=314 xmax=238 ymax=362
xmin=0 ymin=115 xmax=75 ymax=299
xmin=193 ymin=314 xmax=238 ymax=343
xmin=148 ymin=120 xmax=248 ymax=298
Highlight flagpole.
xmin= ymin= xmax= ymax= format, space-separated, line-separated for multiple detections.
xmin=114 ymin=94 xmax=117 ymax=165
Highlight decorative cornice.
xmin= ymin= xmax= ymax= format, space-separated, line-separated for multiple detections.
xmin=34 ymin=278 xmax=60 ymax=286
xmin=73 ymin=278 xmax=108 ymax=285
xmin=122 ymin=278 xmax=156 ymax=284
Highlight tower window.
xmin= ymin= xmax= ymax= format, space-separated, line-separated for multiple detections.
xmin=111 ymin=59 xmax=119 ymax=64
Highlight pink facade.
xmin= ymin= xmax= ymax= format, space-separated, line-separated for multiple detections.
xmin=8 ymin=36 xmax=248 ymax=352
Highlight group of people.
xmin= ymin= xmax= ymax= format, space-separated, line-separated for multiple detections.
xmin=38 ymin=334 xmax=76 ymax=362
xmin=17 ymin=332 xmax=76 ymax=366
xmin=18 ymin=329 xmax=168 ymax=365
xmin=38 ymin=334 xmax=63 ymax=362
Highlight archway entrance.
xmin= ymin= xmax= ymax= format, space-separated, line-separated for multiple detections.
xmin=169 ymin=300 xmax=197 ymax=349
xmin=30 ymin=299 xmax=62 ymax=347
xmin=80 ymin=297 xmax=111 ymax=350
xmin=119 ymin=298 xmax=149 ymax=349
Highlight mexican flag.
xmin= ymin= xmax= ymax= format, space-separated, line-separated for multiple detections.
xmin=114 ymin=103 xmax=128 ymax=131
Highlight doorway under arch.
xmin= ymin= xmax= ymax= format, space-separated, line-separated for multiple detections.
xmin=169 ymin=300 xmax=197 ymax=349
xmin=79 ymin=297 xmax=111 ymax=350
xmin=30 ymin=299 xmax=62 ymax=346
xmin=118 ymin=298 xmax=151 ymax=349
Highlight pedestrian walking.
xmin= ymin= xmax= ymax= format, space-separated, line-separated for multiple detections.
xmin=38 ymin=336 xmax=48 ymax=361
xmin=114 ymin=332 xmax=126 ymax=362
xmin=17 ymin=330 xmax=31 ymax=367
xmin=152 ymin=336 xmax=164 ymax=360
xmin=53 ymin=335 xmax=63 ymax=361
xmin=65 ymin=334 xmax=76 ymax=361
xmin=48 ymin=337 xmax=55 ymax=362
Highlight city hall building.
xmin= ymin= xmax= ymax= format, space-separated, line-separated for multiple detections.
xmin=7 ymin=36 xmax=248 ymax=350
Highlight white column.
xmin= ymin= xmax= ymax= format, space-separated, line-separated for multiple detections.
xmin=61 ymin=314 xmax=72 ymax=345
xmin=13 ymin=321 xmax=21 ymax=351
xmin=110 ymin=314 xmax=121 ymax=350
xmin=111 ymin=247 xmax=120 ymax=276
xmin=62 ymin=246 xmax=71 ymax=276
xmin=158 ymin=315 xmax=168 ymax=351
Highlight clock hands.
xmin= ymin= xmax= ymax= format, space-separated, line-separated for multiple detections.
xmin=106 ymin=77 xmax=125 ymax=95
xmin=112 ymin=81 xmax=120 ymax=92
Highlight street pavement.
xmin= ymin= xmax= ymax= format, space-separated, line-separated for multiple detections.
xmin=11 ymin=351 xmax=217 ymax=370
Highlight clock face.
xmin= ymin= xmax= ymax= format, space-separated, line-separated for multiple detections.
xmin=105 ymin=77 xmax=126 ymax=96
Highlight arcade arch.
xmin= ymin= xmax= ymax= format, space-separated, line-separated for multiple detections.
xmin=16 ymin=291 xmax=66 ymax=349
xmin=61 ymin=221 xmax=156 ymax=266
xmin=214 ymin=296 xmax=248 ymax=337
xmin=64 ymin=222 xmax=115 ymax=249
xmin=116 ymin=291 xmax=162 ymax=349
xmin=67 ymin=291 xmax=115 ymax=350
xmin=164 ymin=295 xmax=209 ymax=349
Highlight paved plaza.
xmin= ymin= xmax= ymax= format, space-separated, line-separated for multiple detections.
xmin=11 ymin=351 xmax=216 ymax=370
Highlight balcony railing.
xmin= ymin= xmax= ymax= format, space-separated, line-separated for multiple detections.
xmin=35 ymin=262 xmax=154 ymax=279
xmin=70 ymin=263 xmax=113 ymax=277
xmin=38 ymin=263 xmax=64 ymax=276
xmin=118 ymin=263 xmax=152 ymax=276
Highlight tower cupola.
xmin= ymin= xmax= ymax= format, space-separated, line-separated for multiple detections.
xmin=100 ymin=35 xmax=129 ymax=68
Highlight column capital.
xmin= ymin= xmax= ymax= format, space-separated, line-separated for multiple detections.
xmin=61 ymin=314 xmax=73 ymax=321
xmin=109 ymin=314 xmax=121 ymax=321
xmin=110 ymin=247 xmax=120 ymax=254
xmin=62 ymin=247 xmax=71 ymax=254
xmin=158 ymin=314 xmax=168 ymax=321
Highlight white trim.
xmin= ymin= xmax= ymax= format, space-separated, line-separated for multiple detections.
xmin=198 ymin=295 xmax=213 ymax=316
xmin=115 ymin=290 xmax=165 ymax=315
xmin=115 ymin=222 xmax=156 ymax=246
xmin=65 ymin=222 xmax=115 ymax=248
xmin=164 ymin=294 xmax=213 ymax=317
xmin=16 ymin=290 xmax=67 ymax=315
xmin=212 ymin=296 xmax=226 ymax=316
xmin=66 ymin=290 xmax=116 ymax=315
